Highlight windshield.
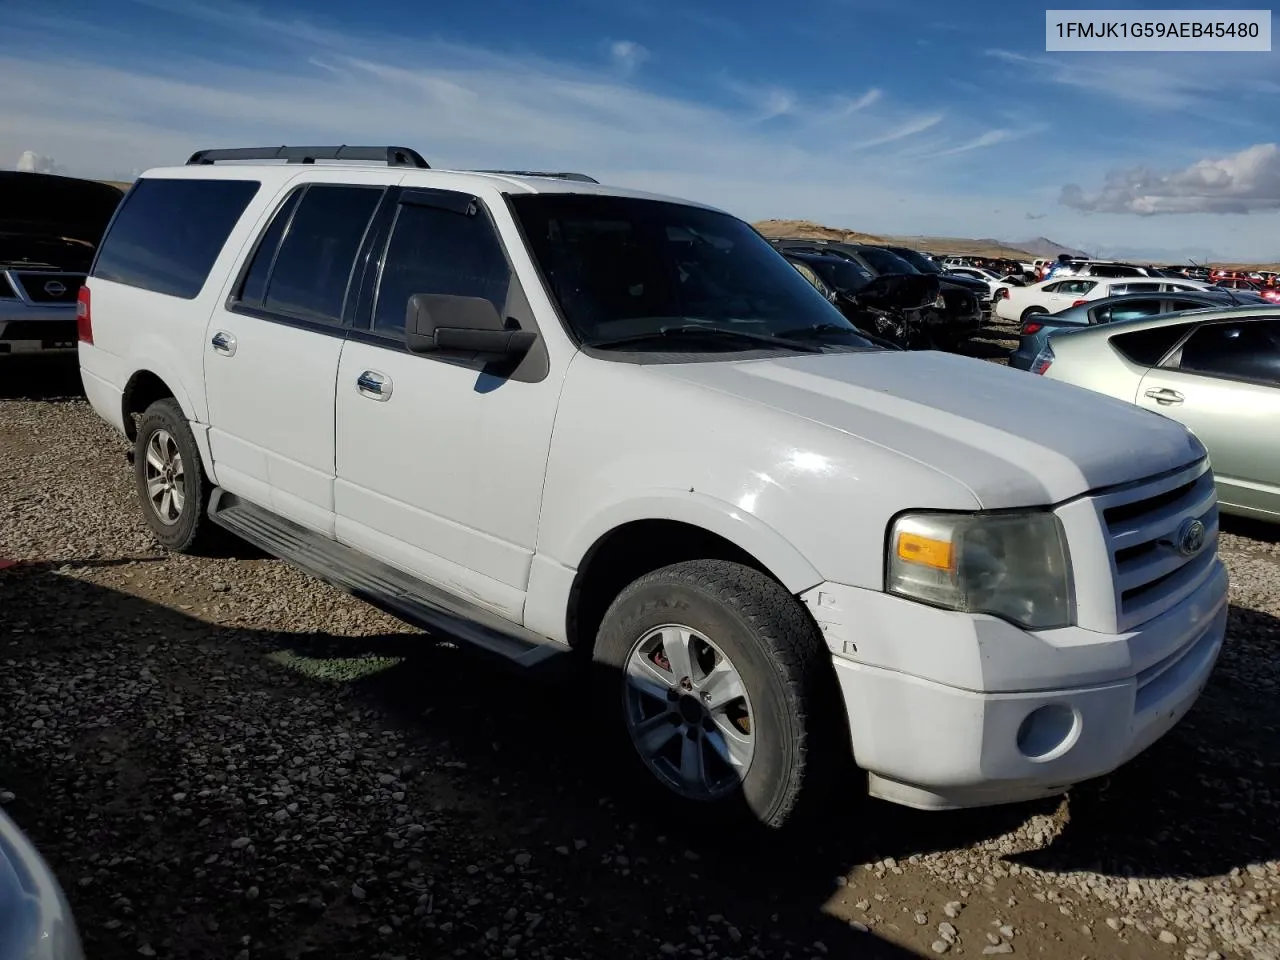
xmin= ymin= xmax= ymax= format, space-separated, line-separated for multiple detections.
xmin=889 ymin=248 xmax=941 ymax=274
xmin=808 ymin=257 xmax=874 ymax=292
xmin=856 ymin=246 xmax=919 ymax=275
xmin=510 ymin=194 xmax=874 ymax=349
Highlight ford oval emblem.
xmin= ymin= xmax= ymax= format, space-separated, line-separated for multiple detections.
xmin=1176 ymin=518 xmax=1207 ymax=557
xmin=44 ymin=280 xmax=67 ymax=297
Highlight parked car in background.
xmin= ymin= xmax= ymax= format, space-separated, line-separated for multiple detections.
xmin=772 ymin=239 xmax=982 ymax=348
xmin=946 ymin=265 xmax=1026 ymax=298
xmin=78 ymin=143 xmax=1227 ymax=825
xmin=1216 ymin=276 xmax=1280 ymax=304
xmin=1009 ymin=289 xmax=1270 ymax=370
xmin=0 ymin=171 xmax=124 ymax=356
xmin=994 ymin=276 xmax=1213 ymax=324
xmin=877 ymin=245 xmax=992 ymax=299
xmin=782 ymin=250 xmax=935 ymax=346
xmin=0 ymin=806 xmax=84 ymax=959
xmin=1035 ymin=305 xmax=1280 ymax=520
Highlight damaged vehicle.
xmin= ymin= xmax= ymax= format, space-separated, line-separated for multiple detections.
xmin=0 ymin=172 xmax=125 ymax=355
xmin=783 ymin=250 xmax=938 ymax=348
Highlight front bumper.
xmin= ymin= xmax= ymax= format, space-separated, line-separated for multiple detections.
xmin=0 ymin=304 xmax=77 ymax=354
xmin=801 ymin=562 xmax=1228 ymax=810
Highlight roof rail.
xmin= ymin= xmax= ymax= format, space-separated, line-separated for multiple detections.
xmin=186 ymin=146 xmax=430 ymax=168
xmin=471 ymin=169 xmax=599 ymax=184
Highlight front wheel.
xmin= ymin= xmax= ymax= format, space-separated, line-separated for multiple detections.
xmin=592 ymin=560 xmax=845 ymax=829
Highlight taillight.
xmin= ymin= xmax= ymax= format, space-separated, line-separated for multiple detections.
xmin=76 ymin=286 xmax=93 ymax=344
xmin=1031 ymin=344 xmax=1054 ymax=374
xmin=1071 ymin=299 xmax=1088 ymax=307
xmin=1022 ymin=321 xmax=1043 ymax=335
xmin=998 ymin=288 xmax=1010 ymax=299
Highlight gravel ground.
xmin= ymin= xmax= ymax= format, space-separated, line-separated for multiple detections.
xmin=1 ymin=337 xmax=1277 ymax=960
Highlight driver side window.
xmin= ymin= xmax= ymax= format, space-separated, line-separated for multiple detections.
xmin=370 ymin=194 xmax=512 ymax=338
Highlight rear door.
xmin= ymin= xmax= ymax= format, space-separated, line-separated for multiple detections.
xmin=203 ymin=175 xmax=391 ymax=536
xmin=1137 ymin=316 xmax=1280 ymax=516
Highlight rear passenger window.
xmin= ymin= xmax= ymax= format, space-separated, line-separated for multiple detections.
xmin=93 ymin=178 xmax=260 ymax=299
xmin=370 ymin=195 xmax=512 ymax=337
xmin=258 ymin=184 xmax=383 ymax=324
xmin=1096 ymin=299 xmax=1162 ymax=324
xmin=237 ymin=190 xmax=302 ymax=306
xmin=1110 ymin=323 xmax=1195 ymax=365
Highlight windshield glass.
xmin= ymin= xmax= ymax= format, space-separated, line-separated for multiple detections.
xmin=510 ymin=194 xmax=874 ymax=349
xmin=807 ymin=257 xmax=874 ymax=291
xmin=856 ymin=246 xmax=918 ymax=275
xmin=889 ymin=248 xmax=941 ymax=274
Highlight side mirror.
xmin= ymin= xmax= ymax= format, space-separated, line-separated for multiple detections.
xmin=404 ymin=293 xmax=537 ymax=363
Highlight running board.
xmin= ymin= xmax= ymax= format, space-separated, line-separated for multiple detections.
xmin=208 ymin=490 xmax=569 ymax=669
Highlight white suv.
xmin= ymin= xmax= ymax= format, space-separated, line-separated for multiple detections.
xmin=79 ymin=145 xmax=1228 ymax=826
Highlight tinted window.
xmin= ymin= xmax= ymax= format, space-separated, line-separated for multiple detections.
xmin=238 ymin=190 xmax=302 ymax=306
xmin=1112 ymin=282 xmax=1160 ymax=294
xmin=510 ymin=194 xmax=871 ymax=348
xmin=1176 ymin=319 xmax=1280 ymax=383
xmin=1110 ymin=323 xmax=1195 ymax=365
xmin=1092 ymin=299 xmax=1162 ymax=324
xmin=93 ymin=178 xmax=260 ymax=299
xmin=1088 ymin=264 xmax=1140 ymax=278
xmin=263 ymin=184 xmax=383 ymax=323
xmin=809 ymin=257 xmax=874 ymax=291
xmin=887 ymin=248 xmax=940 ymax=274
xmin=371 ymin=196 xmax=512 ymax=336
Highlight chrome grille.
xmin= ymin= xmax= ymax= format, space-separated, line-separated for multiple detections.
xmin=1096 ymin=459 xmax=1219 ymax=631
xmin=13 ymin=271 xmax=83 ymax=304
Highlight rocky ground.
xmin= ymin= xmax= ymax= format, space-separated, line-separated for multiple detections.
xmin=1 ymin=341 xmax=1277 ymax=960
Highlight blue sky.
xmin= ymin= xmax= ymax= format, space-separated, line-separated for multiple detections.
xmin=3 ymin=0 xmax=1279 ymax=260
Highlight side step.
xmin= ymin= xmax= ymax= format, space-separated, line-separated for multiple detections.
xmin=208 ymin=490 xmax=570 ymax=669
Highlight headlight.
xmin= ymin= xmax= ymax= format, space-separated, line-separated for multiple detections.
xmin=886 ymin=511 xmax=1073 ymax=629
xmin=933 ymin=293 xmax=946 ymax=309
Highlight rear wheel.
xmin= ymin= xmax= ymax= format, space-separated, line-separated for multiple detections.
xmin=1020 ymin=306 xmax=1048 ymax=323
xmin=133 ymin=398 xmax=219 ymax=554
xmin=592 ymin=560 xmax=845 ymax=829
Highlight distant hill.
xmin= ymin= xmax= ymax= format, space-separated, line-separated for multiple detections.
xmin=1014 ymin=236 xmax=1091 ymax=259
xmin=753 ymin=221 xmax=1035 ymax=260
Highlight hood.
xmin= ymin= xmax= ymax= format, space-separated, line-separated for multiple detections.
xmin=0 ymin=172 xmax=125 ymax=247
xmin=656 ymin=350 xmax=1203 ymax=508
xmin=939 ymin=274 xmax=989 ymax=294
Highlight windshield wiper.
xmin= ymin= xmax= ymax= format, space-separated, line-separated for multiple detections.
xmin=584 ymin=324 xmax=823 ymax=352
xmin=776 ymin=322 xmax=896 ymax=350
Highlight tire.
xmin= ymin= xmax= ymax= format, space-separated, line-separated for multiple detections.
xmin=1020 ymin=306 xmax=1048 ymax=323
xmin=133 ymin=397 xmax=218 ymax=554
xmin=591 ymin=560 xmax=845 ymax=830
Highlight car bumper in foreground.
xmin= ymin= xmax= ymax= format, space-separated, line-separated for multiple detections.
xmin=801 ymin=564 xmax=1228 ymax=810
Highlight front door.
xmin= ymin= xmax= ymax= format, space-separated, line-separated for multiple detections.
xmin=333 ymin=188 xmax=563 ymax=622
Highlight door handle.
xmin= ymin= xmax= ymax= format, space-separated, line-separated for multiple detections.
xmin=210 ymin=331 xmax=237 ymax=356
xmin=356 ymin=370 xmax=392 ymax=401
xmin=1144 ymin=387 xmax=1184 ymax=405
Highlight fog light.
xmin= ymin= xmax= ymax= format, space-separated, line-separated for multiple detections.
xmin=1015 ymin=703 xmax=1079 ymax=761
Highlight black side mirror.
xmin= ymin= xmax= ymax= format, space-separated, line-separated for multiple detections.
xmin=404 ymin=293 xmax=537 ymax=363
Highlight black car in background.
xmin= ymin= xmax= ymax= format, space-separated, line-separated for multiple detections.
xmin=879 ymin=245 xmax=992 ymax=300
xmin=782 ymin=250 xmax=938 ymax=347
xmin=771 ymin=238 xmax=981 ymax=349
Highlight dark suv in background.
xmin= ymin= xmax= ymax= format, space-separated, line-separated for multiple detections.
xmin=0 ymin=171 xmax=125 ymax=355
xmin=770 ymin=238 xmax=982 ymax=349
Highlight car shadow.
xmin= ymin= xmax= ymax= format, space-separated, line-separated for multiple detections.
xmin=2 ymin=563 xmax=1276 ymax=959
xmin=1221 ymin=513 xmax=1280 ymax=545
xmin=0 ymin=353 xmax=86 ymax=401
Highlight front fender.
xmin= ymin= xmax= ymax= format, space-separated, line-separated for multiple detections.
xmin=562 ymin=490 xmax=824 ymax=594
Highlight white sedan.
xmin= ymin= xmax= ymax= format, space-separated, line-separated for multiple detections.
xmin=994 ymin=277 xmax=1211 ymax=324
xmin=947 ymin=266 xmax=1016 ymax=298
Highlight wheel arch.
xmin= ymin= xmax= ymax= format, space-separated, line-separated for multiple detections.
xmin=559 ymin=495 xmax=824 ymax=652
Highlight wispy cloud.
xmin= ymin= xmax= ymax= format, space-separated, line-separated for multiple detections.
xmin=1061 ymin=143 xmax=1280 ymax=215
xmin=851 ymin=114 xmax=945 ymax=150
xmin=607 ymin=39 xmax=649 ymax=75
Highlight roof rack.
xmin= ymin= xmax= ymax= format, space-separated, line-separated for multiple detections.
xmin=186 ymin=146 xmax=430 ymax=168
xmin=471 ymin=170 xmax=599 ymax=184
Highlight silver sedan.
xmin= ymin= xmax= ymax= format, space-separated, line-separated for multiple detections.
xmin=1033 ymin=305 xmax=1280 ymax=521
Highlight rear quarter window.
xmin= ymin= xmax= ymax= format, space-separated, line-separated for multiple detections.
xmin=92 ymin=178 xmax=260 ymax=299
xmin=1109 ymin=323 xmax=1196 ymax=365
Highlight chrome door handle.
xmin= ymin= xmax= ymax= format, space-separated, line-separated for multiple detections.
xmin=210 ymin=331 xmax=237 ymax=356
xmin=1144 ymin=387 xmax=1183 ymax=405
xmin=356 ymin=370 xmax=392 ymax=401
